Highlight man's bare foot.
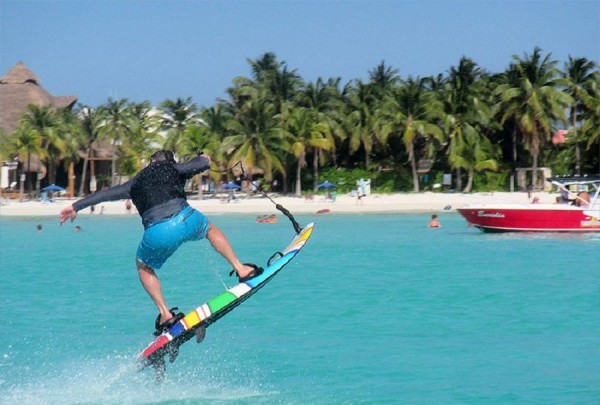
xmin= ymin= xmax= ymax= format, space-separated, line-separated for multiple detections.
xmin=159 ymin=312 xmax=173 ymax=325
xmin=236 ymin=264 xmax=257 ymax=279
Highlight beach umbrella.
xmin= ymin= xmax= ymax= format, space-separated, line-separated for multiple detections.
xmin=42 ymin=184 xmax=66 ymax=192
xmin=222 ymin=182 xmax=241 ymax=190
xmin=317 ymin=180 xmax=336 ymax=189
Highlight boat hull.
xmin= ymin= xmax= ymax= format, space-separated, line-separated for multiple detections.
xmin=457 ymin=205 xmax=600 ymax=233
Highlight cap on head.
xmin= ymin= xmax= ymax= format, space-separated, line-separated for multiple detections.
xmin=150 ymin=150 xmax=175 ymax=163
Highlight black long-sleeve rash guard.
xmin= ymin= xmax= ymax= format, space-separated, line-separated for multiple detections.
xmin=72 ymin=156 xmax=210 ymax=228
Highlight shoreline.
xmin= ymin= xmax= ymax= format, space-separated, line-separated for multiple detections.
xmin=0 ymin=191 xmax=546 ymax=217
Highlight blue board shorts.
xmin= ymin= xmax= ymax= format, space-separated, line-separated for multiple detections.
xmin=136 ymin=206 xmax=210 ymax=269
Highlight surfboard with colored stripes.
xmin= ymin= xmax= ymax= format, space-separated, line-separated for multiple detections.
xmin=137 ymin=222 xmax=314 ymax=375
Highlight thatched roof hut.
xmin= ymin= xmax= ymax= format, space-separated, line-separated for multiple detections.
xmin=0 ymin=61 xmax=77 ymax=134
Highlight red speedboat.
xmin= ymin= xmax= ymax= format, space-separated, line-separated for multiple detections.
xmin=457 ymin=177 xmax=600 ymax=233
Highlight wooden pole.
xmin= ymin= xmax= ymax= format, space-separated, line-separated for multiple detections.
xmin=68 ymin=162 xmax=75 ymax=199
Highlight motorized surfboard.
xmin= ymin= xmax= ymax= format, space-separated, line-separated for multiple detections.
xmin=137 ymin=222 xmax=314 ymax=380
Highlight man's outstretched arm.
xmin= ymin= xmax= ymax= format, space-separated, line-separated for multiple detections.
xmin=176 ymin=155 xmax=211 ymax=179
xmin=60 ymin=182 xmax=131 ymax=224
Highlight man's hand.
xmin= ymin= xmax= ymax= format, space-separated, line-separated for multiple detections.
xmin=60 ymin=205 xmax=77 ymax=225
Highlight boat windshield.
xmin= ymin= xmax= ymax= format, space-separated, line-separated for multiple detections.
xmin=547 ymin=177 xmax=600 ymax=207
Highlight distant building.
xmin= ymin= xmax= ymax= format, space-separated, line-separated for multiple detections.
xmin=0 ymin=61 xmax=77 ymax=191
xmin=0 ymin=61 xmax=77 ymax=134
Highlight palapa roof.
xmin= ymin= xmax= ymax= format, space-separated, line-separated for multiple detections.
xmin=77 ymin=140 xmax=119 ymax=160
xmin=0 ymin=61 xmax=78 ymax=134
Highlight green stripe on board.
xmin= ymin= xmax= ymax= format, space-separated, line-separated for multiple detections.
xmin=208 ymin=291 xmax=237 ymax=312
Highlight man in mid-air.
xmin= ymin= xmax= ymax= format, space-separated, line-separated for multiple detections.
xmin=60 ymin=150 xmax=262 ymax=334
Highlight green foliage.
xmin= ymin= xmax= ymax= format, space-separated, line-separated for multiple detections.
xmin=319 ymin=167 xmax=370 ymax=193
xmin=472 ymin=170 xmax=510 ymax=192
xmin=372 ymin=171 xmax=399 ymax=193
xmin=318 ymin=166 xmax=411 ymax=193
xmin=549 ymin=147 xmax=576 ymax=176
xmin=3 ymin=50 xmax=598 ymax=196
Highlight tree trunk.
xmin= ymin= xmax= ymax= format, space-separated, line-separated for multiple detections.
xmin=111 ymin=140 xmax=116 ymax=186
xmin=245 ymin=173 xmax=253 ymax=198
xmin=511 ymin=126 xmax=517 ymax=192
xmin=19 ymin=167 xmax=25 ymax=201
xmin=313 ymin=149 xmax=319 ymax=192
xmin=79 ymin=147 xmax=90 ymax=197
xmin=455 ymin=167 xmax=462 ymax=191
xmin=48 ymin=159 xmax=56 ymax=186
xmin=531 ymin=132 xmax=540 ymax=188
xmin=282 ymin=171 xmax=288 ymax=194
xmin=90 ymin=151 xmax=97 ymax=193
xmin=464 ymin=168 xmax=474 ymax=193
xmin=196 ymin=174 xmax=204 ymax=200
xmin=572 ymin=109 xmax=580 ymax=175
xmin=410 ymin=144 xmax=419 ymax=193
xmin=532 ymin=152 xmax=539 ymax=188
xmin=35 ymin=171 xmax=41 ymax=199
xmin=28 ymin=154 xmax=34 ymax=194
xmin=296 ymin=152 xmax=305 ymax=197
xmin=68 ymin=162 xmax=75 ymax=199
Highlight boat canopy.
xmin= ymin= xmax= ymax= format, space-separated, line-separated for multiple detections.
xmin=547 ymin=176 xmax=600 ymax=186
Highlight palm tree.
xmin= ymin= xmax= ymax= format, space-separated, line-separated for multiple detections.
xmin=341 ymin=80 xmax=380 ymax=168
xmin=8 ymin=125 xmax=44 ymax=198
xmin=562 ymin=56 xmax=599 ymax=175
xmin=437 ymin=57 xmax=492 ymax=191
xmin=192 ymin=105 xmax=233 ymax=193
xmin=247 ymin=52 xmax=301 ymax=115
xmin=101 ymin=98 xmax=130 ymax=186
xmin=160 ymin=97 xmax=198 ymax=155
xmin=20 ymin=104 xmax=61 ymax=190
xmin=581 ymin=92 xmax=600 ymax=173
xmin=223 ymin=87 xmax=287 ymax=188
xmin=368 ymin=60 xmax=400 ymax=98
xmin=77 ymin=105 xmax=106 ymax=196
xmin=298 ymin=77 xmax=343 ymax=111
xmin=496 ymin=48 xmax=572 ymax=187
xmin=450 ymin=131 xmax=500 ymax=192
xmin=18 ymin=105 xmax=60 ymax=196
xmin=297 ymin=77 xmax=345 ymax=169
xmin=380 ymin=77 xmax=444 ymax=192
xmin=118 ymin=101 xmax=161 ymax=178
xmin=0 ymin=129 xmax=12 ymax=198
xmin=282 ymin=108 xmax=333 ymax=196
xmin=55 ymin=108 xmax=85 ymax=197
xmin=493 ymin=64 xmax=522 ymax=191
xmin=179 ymin=123 xmax=222 ymax=199
xmin=248 ymin=52 xmax=282 ymax=83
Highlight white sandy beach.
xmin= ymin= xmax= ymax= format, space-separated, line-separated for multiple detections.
xmin=0 ymin=191 xmax=549 ymax=217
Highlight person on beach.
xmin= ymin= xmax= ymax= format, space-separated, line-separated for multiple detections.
xmin=428 ymin=214 xmax=442 ymax=228
xmin=575 ymin=191 xmax=590 ymax=207
xmin=59 ymin=150 xmax=262 ymax=335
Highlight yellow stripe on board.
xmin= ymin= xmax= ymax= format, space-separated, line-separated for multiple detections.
xmin=282 ymin=224 xmax=313 ymax=255
xmin=299 ymin=225 xmax=313 ymax=241
xmin=183 ymin=311 xmax=201 ymax=330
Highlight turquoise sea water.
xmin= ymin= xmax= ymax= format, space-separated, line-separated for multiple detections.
xmin=0 ymin=212 xmax=598 ymax=405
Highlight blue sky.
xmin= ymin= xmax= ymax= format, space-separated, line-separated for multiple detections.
xmin=1 ymin=0 xmax=598 ymax=108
